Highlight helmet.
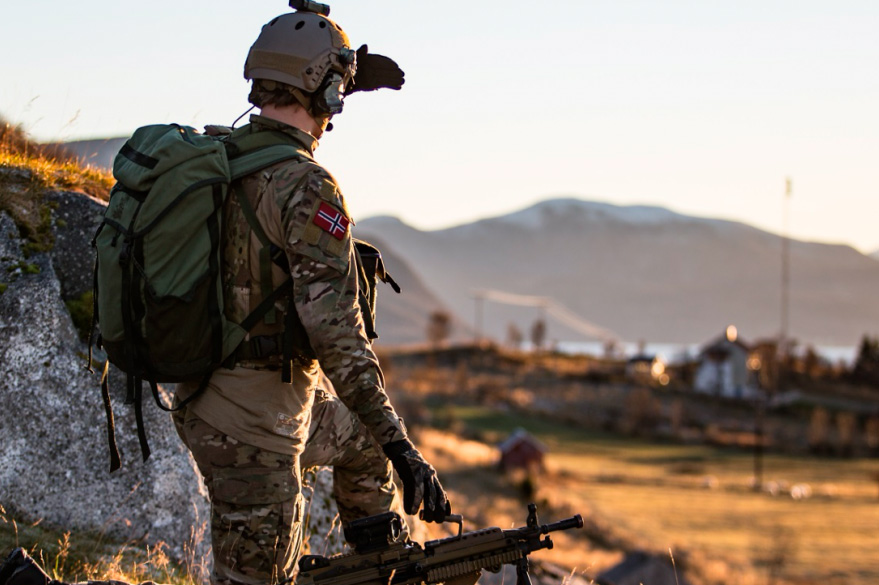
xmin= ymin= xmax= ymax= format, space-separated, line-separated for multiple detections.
xmin=244 ymin=11 xmax=357 ymax=116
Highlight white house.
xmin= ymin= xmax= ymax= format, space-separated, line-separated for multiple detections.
xmin=694 ymin=326 xmax=758 ymax=399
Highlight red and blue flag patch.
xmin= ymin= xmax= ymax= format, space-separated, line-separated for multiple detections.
xmin=313 ymin=202 xmax=350 ymax=240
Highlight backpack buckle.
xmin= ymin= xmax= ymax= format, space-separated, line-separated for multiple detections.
xmin=249 ymin=335 xmax=281 ymax=359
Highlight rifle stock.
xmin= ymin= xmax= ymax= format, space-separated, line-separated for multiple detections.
xmin=296 ymin=504 xmax=583 ymax=585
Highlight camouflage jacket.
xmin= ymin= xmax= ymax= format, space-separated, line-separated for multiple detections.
xmin=208 ymin=114 xmax=406 ymax=448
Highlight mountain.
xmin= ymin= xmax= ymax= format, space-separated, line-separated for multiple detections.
xmin=871 ymin=249 xmax=879 ymax=262
xmin=358 ymin=199 xmax=879 ymax=347
xmin=46 ymin=137 xmax=127 ymax=169
xmin=356 ymin=233 xmax=467 ymax=345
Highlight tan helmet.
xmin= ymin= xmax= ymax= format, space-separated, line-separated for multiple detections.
xmin=244 ymin=11 xmax=357 ymax=115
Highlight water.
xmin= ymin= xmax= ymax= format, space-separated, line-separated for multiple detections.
xmin=554 ymin=340 xmax=858 ymax=366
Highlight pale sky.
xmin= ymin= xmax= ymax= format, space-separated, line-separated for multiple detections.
xmin=2 ymin=1 xmax=878 ymax=252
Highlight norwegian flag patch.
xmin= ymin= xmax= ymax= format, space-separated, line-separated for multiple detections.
xmin=313 ymin=202 xmax=350 ymax=240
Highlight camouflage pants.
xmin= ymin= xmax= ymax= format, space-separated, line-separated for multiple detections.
xmin=175 ymin=388 xmax=399 ymax=585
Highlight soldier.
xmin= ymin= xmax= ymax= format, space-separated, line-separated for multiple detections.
xmin=0 ymin=5 xmax=450 ymax=585
xmin=172 ymin=5 xmax=452 ymax=585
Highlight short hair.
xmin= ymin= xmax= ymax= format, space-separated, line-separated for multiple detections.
xmin=248 ymin=79 xmax=306 ymax=109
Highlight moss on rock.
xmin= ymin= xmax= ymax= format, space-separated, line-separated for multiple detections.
xmin=65 ymin=289 xmax=94 ymax=343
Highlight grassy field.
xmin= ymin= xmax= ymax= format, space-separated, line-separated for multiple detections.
xmin=429 ymin=404 xmax=879 ymax=585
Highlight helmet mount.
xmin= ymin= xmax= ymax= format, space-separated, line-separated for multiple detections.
xmin=289 ymin=0 xmax=330 ymax=17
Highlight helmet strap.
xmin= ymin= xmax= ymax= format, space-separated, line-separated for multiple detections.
xmin=290 ymin=87 xmax=313 ymax=112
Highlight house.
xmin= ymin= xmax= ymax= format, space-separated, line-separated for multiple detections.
xmin=498 ymin=428 xmax=547 ymax=473
xmin=625 ymin=354 xmax=667 ymax=385
xmin=693 ymin=326 xmax=758 ymax=399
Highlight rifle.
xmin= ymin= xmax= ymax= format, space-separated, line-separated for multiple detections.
xmin=296 ymin=503 xmax=583 ymax=585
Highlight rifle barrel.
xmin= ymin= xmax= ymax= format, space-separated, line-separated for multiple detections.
xmin=503 ymin=514 xmax=583 ymax=540
xmin=542 ymin=514 xmax=584 ymax=534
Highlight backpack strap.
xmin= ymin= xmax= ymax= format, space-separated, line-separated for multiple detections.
xmin=233 ymin=187 xmax=282 ymax=325
xmin=99 ymin=361 xmax=122 ymax=472
xmin=230 ymin=184 xmax=313 ymax=382
xmin=226 ymin=138 xmax=318 ymax=380
xmin=228 ymin=143 xmax=313 ymax=181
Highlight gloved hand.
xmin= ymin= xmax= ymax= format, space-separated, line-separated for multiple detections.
xmin=382 ymin=438 xmax=451 ymax=523
xmin=345 ymin=44 xmax=405 ymax=95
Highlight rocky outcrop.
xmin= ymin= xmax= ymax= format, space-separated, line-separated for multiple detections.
xmin=45 ymin=190 xmax=105 ymax=300
xmin=0 ymin=210 xmax=208 ymax=558
xmin=596 ymin=551 xmax=692 ymax=585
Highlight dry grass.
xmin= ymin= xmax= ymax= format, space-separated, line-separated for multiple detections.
xmin=0 ymin=504 xmax=204 ymax=585
xmin=413 ymin=427 xmax=606 ymax=582
xmin=426 ymin=404 xmax=879 ymax=585
xmin=0 ymin=117 xmax=112 ymax=255
xmin=0 ymin=118 xmax=113 ymax=200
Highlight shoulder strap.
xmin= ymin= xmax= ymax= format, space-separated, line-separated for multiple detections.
xmin=228 ymin=144 xmax=312 ymax=181
xmin=226 ymin=127 xmax=315 ymax=181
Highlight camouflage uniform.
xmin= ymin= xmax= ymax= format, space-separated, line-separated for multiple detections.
xmin=174 ymin=115 xmax=407 ymax=585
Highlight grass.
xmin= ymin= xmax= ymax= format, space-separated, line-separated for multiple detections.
xmin=0 ymin=119 xmax=112 ymax=200
xmin=0 ymin=117 xmax=112 ymax=257
xmin=0 ymin=505 xmax=202 ymax=585
xmin=429 ymin=404 xmax=879 ymax=585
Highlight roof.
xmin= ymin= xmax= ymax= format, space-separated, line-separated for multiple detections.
xmin=700 ymin=333 xmax=750 ymax=356
xmin=498 ymin=428 xmax=548 ymax=454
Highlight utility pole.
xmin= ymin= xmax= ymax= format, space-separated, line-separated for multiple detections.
xmin=780 ymin=177 xmax=792 ymax=374
xmin=756 ymin=177 xmax=792 ymax=492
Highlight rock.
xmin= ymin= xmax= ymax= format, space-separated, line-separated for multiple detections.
xmin=0 ymin=224 xmax=209 ymax=559
xmin=478 ymin=560 xmax=592 ymax=585
xmin=45 ymin=190 xmax=105 ymax=300
xmin=0 ymin=212 xmax=23 ymax=274
xmin=596 ymin=551 xmax=691 ymax=585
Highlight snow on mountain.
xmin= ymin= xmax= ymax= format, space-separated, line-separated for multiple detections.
xmin=360 ymin=197 xmax=879 ymax=346
xmin=498 ymin=199 xmax=687 ymax=229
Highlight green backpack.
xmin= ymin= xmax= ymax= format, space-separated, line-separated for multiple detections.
xmin=92 ymin=123 xmax=400 ymax=471
xmin=93 ymin=123 xmax=310 ymax=470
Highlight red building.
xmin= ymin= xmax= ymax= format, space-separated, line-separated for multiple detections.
xmin=498 ymin=429 xmax=547 ymax=473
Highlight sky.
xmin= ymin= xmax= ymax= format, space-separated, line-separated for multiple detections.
xmin=2 ymin=1 xmax=878 ymax=252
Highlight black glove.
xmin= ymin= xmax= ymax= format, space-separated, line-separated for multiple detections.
xmin=383 ymin=439 xmax=451 ymax=523
xmin=345 ymin=44 xmax=405 ymax=95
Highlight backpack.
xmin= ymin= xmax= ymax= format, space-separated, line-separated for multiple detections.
xmin=91 ymin=123 xmax=399 ymax=471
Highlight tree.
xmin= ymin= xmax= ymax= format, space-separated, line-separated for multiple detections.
xmin=852 ymin=335 xmax=879 ymax=385
xmin=506 ymin=322 xmax=523 ymax=349
xmin=426 ymin=310 xmax=452 ymax=348
xmin=802 ymin=345 xmax=822 ymax=378
xmin=530 ymin=318 xmax=546 ymax=351
xmin=865 ymin=415 xmax=879 ymax=457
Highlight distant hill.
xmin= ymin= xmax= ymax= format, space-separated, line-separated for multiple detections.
xmin=356 ymin=233 xmax=468 ymax=346
xmin=359 ymin=199 xmax=879 ymax=347
xmin=45 ymin=137 xmax=127 ymax=169
xmin=871 ymin=249 xmax=879 ymax=262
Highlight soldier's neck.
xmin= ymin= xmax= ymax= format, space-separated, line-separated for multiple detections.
xmin=260 ymin=104 xmax=327 ymax=140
